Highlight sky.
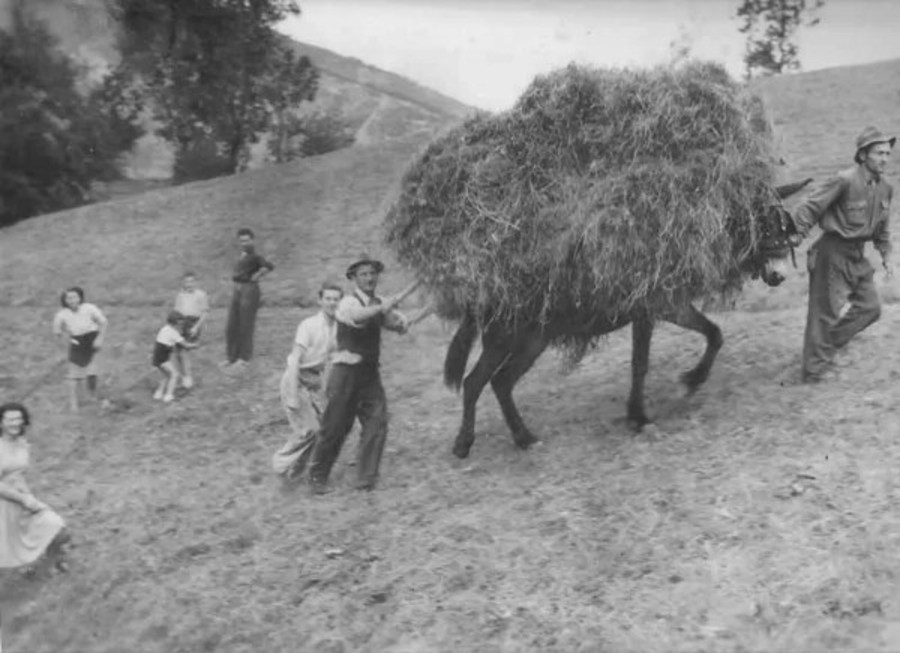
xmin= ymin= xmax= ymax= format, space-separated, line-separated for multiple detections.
xmin=278 ymin=0 xmax=900 ymax=111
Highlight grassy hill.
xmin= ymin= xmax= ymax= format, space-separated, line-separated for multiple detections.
xmin=3 ymin=57 xmax=900 ymax=653
xmin=0 ymin=135 xmax=432 ymax=309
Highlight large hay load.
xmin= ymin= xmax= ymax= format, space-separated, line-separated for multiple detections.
xmin=384 ymin=61 xmax=779 ymax=335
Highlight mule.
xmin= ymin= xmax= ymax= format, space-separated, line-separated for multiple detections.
xmin=443 ymin=181 xmax=810 ymax=459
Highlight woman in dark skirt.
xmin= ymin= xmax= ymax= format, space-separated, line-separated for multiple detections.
xmin=52 ymin=287 xmax=108 ymax=412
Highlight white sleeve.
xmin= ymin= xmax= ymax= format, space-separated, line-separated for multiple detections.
xmin=87 ymin=303 xmax=107 ymax=327
xmin=335 ymin=295 xmax=367 ymax=326
xmin=296 ymin=318 xmax=317 ymax=351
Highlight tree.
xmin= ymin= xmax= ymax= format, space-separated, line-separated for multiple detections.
xmin=0 ymin=2 xmax=143 ymax=226
xmin=267 ymin=49 xmax=319 ymax=163
xmin=267 ymin=110 xmax=355 ymax=163
xmin=736 ymin=0 xmax=825 ymax=78
xmin=111 ymin=0 xmax=320 ymax=180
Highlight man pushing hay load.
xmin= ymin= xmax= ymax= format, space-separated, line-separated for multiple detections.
xmin=385 ymin=60 xmax=806 ymax=458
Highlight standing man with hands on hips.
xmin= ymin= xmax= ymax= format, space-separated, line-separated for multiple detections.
xmin=223 ymin=228 xmax=274 ymax=370
xmin=789 ymin=126 xmax=895 ymax=383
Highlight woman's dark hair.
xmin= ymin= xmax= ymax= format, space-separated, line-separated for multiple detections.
xmin=237 ymin=227 xmax=254 ymax=239
xmin=0 ymin=402 xmax=30 ymax=431
xmin=60 ymin=286 xmax=85 ymax=308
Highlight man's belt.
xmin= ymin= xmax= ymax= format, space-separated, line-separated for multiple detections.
xmin=822 ymin=231 xmax=868 ymax=244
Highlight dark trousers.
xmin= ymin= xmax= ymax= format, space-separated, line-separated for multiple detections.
xmin=226 ymin=282 xmax=260 ymax=363
xmin=802 ymin=233 xmax=881 ymax=379
xmin=309 ymin=362 xmax=388 ymax=488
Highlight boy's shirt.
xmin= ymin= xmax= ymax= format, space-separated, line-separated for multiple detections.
xmin=156 ymin=324 xmax=185 ymax=348
xmin=174 ymin=289 xmax=209 ymax=318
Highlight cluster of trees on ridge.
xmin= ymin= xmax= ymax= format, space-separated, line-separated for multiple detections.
xmin=0 ymin=0 xmax=355 ymax=227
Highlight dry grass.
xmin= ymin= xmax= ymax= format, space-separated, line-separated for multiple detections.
xmin=2 ymin=56 xmax=900 ymax=652
xmin=3 ymin=304 xmax=900 ymax=652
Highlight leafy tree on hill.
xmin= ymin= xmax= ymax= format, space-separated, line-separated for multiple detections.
xmin=736 ymin=0 xmax=825 ymax=78
xmin=268 ymin=110 xmax=355 ymax=163
xmin=0 ymin=2 xmax=143 ymax=227
xmin=111 ymin=0 xmax=321 ymax=182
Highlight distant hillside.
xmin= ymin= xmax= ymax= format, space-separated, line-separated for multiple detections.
xmin=0 ymin=0 xmax=473 ymax=181
xmin=284 ymin=38 xmax=470 ymax=122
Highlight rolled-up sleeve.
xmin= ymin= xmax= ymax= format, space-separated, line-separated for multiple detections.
xmin=792 ymin=175 xmax=847 ymax=237
xmin=335 ymin=295 xmax=367 ymax=326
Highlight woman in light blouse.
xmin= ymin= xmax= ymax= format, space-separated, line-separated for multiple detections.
xmin=52 ymin=286 xmax=108 ymax=412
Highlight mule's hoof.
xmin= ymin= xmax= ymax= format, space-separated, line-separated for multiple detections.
xmin=625 ymin=417 xmax=652 ymax=433
xmin=638 ymin=423 xmax=663 ymax=442
xmin=513 ymin=431 xmax=540 ymax=450
xmin=679 ymin=371 xmax=705 ymax=395
xmin=614 ymin=415 xmax=651 ymax=433
xmin=452 ymin=443 xmax=472 ymax=459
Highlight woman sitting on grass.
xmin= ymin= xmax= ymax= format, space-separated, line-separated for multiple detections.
xmin=0 ymin=402 xmax=69 ymax=574
xmin=52 ymin=286 xmax=108 ymax=412
xmin=153 ymin=311 xmax=199 ymax=402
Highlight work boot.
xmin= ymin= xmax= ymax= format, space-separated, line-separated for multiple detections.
xmin=309 ymin=477 xmax=332 ymax=496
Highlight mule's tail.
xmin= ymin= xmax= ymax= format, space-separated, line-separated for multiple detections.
xmin=444 ymin=311 xmax=478 ymax=392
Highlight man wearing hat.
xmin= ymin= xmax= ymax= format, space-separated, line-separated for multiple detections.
xmin=790 ymin=126 xmax=895 ymax=383
xmin=307 ymin=255 xmax=419 ymax=493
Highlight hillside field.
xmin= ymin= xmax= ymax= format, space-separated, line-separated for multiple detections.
xmin=2 ymin=58 xmax=900 ymax=652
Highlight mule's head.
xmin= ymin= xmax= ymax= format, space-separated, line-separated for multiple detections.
xmin=747 ymin=178 xmax=811 ymax=287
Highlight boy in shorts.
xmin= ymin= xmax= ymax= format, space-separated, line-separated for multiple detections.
xmin=153 ymin=311 xmax=198 ymax=402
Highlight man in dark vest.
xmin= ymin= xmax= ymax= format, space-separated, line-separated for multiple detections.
xmin=308 ymin=255 xmax=418 ymax=494
xmin=790 ymin=126 xmax=895 ymax=383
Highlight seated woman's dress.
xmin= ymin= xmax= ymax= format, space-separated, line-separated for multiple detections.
xmin=0 ymin=436 xmax=65 ymax=568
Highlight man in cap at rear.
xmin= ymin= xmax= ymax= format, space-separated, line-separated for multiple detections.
xmin=790 ymin=126 xmax=895 ymax=383
xmin=307 ymin=255 xmax=418 ymax=494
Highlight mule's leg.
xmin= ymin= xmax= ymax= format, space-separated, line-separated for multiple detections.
xmin=453 ymin=331 xmax=513 ymax=459
xmin=665 ymin=304 xmax=723 ymax=393
xmin=490 ymin=331 xmax=549 ymax=450
xmin=626 ymin=315 xmax=654 ymax=429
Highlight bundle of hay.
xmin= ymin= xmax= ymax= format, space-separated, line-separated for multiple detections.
xmin=384 ymin=61 xmax=778 ymax=332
